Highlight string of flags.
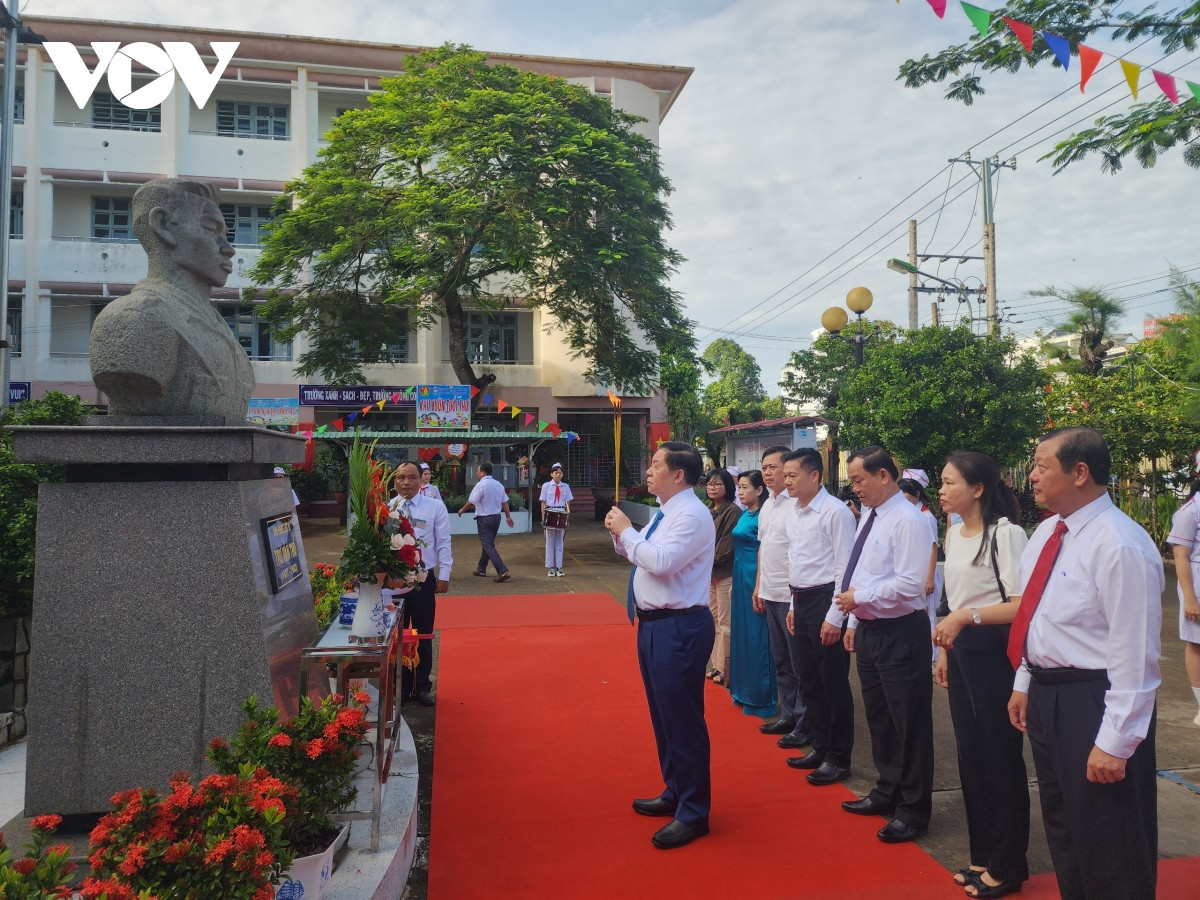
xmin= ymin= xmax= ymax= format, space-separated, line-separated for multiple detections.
xmin=906 ymin=0 xmax=1199 ymax=105
xmin=295 ymin=384 xmax=581 ymax=449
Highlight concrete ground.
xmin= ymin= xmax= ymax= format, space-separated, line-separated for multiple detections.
xmin=298 ymin=511 xmax=1200 ymax=896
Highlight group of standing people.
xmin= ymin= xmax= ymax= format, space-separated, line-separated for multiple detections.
xmin=607 ymin=429 xmax=1165 ymax=900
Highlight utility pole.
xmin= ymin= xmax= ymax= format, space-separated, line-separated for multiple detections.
xmin=906 ymin=220 xmax=918 ymax=330
xmin=950 ymin=152 xmax=1016 ymax=334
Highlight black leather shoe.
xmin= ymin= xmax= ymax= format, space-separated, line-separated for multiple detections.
xmin=841 ymin=797 xmax=896 ymax=817
xmin=777 ymin=730 xmax=814 ymax=749
xmin=759 ymin=718 xmax=795 ymax=735
xmin=632 ymin=797 xmax=675 ymax=817
xmin=416 ymin=691 xmax=436 ymax=707
xmin=651 ymin=819 xmax=709 ymax=849
xmin=877 ymin=820 xmax=927 ymax=843
xmin=806 ymin=761 xmax=850 ymax=786
xmin=785 ymin=749 xmax=824 ymax=770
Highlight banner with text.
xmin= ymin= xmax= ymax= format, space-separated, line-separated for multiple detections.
xmin=416 ymin=384 xmax=471 ymax=431
xmin=298 ymin=385 xmax=413 ymax=406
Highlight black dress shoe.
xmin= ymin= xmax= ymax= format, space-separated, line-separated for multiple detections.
xmin=777 ymin=730 xmax=814 ymax=749
xmin=759 ymin=718 xmax=796 ymax=735
xmin=877 ymin=819 xmax=927 ymax=843
xmin=805 ymin=760 xmax=851 ymax=786
xmin=651 ymin=819 xmax=709 ymax=849
xmin=416 ymin=691 xmax=436 ymax=707
xmin=841 ymin=797 xmax=896 ymax=817
xmin=632 ymin=796 xmax=675 ymax=817
xmin=785 ymin=749 xmax=824 ymax=770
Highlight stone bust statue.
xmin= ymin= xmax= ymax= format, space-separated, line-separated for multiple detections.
xmin=89 ymin=178 xmax=255 ymax=419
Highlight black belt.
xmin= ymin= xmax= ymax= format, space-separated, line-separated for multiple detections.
xmin=790 ymin=582 xmax=834 ymax=598
xmin=854 ymin=609 xmax=926 ymax=629
xmin=1028 ymin=665 xmax=1108 ymax=685
xmin=636 ymin=606 xmax=706 ymax=621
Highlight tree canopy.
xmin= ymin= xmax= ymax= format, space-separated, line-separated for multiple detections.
xmin=899 ymin=1 xmax=1200 ymax=172
xmin=833 ymin=325 xmax=1046 ymax=471
xmin=253 ymin=44 xmax=688 ymax=392
xmin=701 ymin=338 xmax=767 ymax=409
xmin=1030 ymin=284 xmax=1128 ymax=375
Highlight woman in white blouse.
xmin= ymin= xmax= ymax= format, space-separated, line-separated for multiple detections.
xmin=932 ymin=451 xmax=1030 ymax=899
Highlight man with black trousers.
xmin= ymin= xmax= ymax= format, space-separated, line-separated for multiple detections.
xmin=605 ymin=442 xmax=716 ymax=850
xmin=1008 ymin=428 xmax=1162 ymax=900
xmin=391 ymin=460 xmax=452 ymax=707
xmin=780 ymin=448 xmax=858 ymax=786
xmin=835 ymin=446 xmax=935 ymax=843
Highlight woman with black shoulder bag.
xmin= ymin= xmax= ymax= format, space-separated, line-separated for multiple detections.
xmin=933 ymin=451 xmax=1030 ymax=899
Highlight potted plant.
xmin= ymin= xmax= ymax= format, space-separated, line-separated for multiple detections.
xmin=207 ymin=691 xmax=371 ymax=899
xmin=340 ymin=432 xmax=423 ymax=640
xmin=83 ymin=766 xmax=294 ymax=900
xmin=288 ymin=465 xmax=329 ymax=517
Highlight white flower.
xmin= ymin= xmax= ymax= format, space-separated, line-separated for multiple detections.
xmin=390 ymin=534 xmax=405 ymax=550
xmin=401 ymin=533 xmax=416 ymax=547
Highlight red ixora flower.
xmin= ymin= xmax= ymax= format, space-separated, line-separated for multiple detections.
xmin=30 ymin=813 xmax=62 ymax=832
xmin=267 ymin=733 xmax=292 ymax=748
xmin=10 ymin=856 xmax=36 ymax=875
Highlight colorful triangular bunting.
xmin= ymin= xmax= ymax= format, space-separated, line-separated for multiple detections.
xmin=1188 ymin=81 xmax=1200 ymax=105
xmin=1079 ymin=44 xmax=1103 ymax=92
xmin=510 ymin=406 xmax=521 ymax=418
xmin=497 ymin=399 xmax=509 ymax=413
xmin=1121 ymin=58 xmax=1141 ymax=99
xmin=926 ymin=0 xmax=947 ymax=18
xmin=1153 ymin=69 xmax=1179 ymax=104
xmin=537 ymin=420 xmax=548 ymax=432
xmin=960 ymin=2 xmax=991 ymax=37
xmin=1041 ymin=31 xmax=1071 ymax=70
xmin=469 ymin=386 xmax=481 ymax=398
xmin=484 ymin=392 xmax=494 ymax=406
xmin=361 ymin=405 xmax=372 ymax=415
xmin=376 ymin=399 xmax=386 ymax=410
xmin=347 ymin=412 xmax=358 ymax=423
xmin=524 ymin=413 xmax=536 ymax=426
xmin=564 ymin=432 xmax=576 ymax=445
xmin=316 ymin=425 xmax=328 ymax=434
xmin=391 ymin=392 xmax=402 ymax=403
xmin=1003 ymin=16 xmax=1033 ymax=51
xmin=333 ymin=419 xmax=345 ymax=432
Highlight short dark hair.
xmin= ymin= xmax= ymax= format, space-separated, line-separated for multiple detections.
xmin=706 ymin=467 xmax=737 ymax=501
xmin=783 ymin=447 xmax=823 ymax=477
xmin=1040 ymin=427 xmax=1109 ymax=486
xmin=761 ymin=444 xmax=791 ymax=464
xmin=478 ymin=461 xmax=493 ymax=475
xmin=658 ymin=441 xmax=703 ymax=486
xmin=847 ymin=445 xmax=898 ymax=480
xmin=739 ymin=469 xmax=769 ymax=506
xmin=395 ymin=460 xmax=421 ymax=475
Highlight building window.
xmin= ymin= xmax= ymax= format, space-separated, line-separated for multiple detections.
xmin=465 ymin=312 xmax=518 ymax=364
xmin=5 ymin=294 xmax=19 ymax=357
xmin=91 ymin=91 xmax=161 ymax=131
xmin=9 ymin=190 xmax=21 ymax=238
xmin=216 ymin=101 xmax=288 ymax=140
xmin=219 ymin=303 xmax=292 ymax=361
xmin=13 ymin=86 xmax=22 ymax=124
xmin=219 ymin=203 xmax=274 ymax=246
xmin=91 ymin=196 xmax=135 ymax=241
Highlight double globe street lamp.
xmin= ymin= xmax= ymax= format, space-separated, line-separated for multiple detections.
xmin=819 ymin=287 xmax=880 ymax=492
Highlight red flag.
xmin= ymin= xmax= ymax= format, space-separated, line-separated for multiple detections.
xmin=332 ymin=419 xmax=345 ymax=432
xmin=469 ymin=386 xmax=481 ymax=398
xmin=1079 ymin=45 xmax=1103 ymax=92
xmin=390 ymin=392 xmax=402 ymax=403
xmin=1003 ymin=17 xmax=1033 ymax=51
xmin=1153 ymin=69 xmax=1180 ymax=104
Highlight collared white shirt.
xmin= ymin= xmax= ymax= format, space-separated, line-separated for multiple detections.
xmin=1167 ymin=497 xmax=1200 ymax=568
xmin=615 ymin=488 xmax=715 ymax=611
xmin=468 ymin=475 xmax=508 ymax=516
xmin=391 ymin=492 xmax=453 ymax=580
xmin=539 ymin=480 xmax=575 ymax=509
xmin=1013 ymin=493 xmax=1163 ymax=759
xmin=756 ymin=489 xmax=795 ymax=604
xmin=419 ymin=482 xmax=443 ymax=502
xmin=845 ymin=490 xmax=929 ymax=622
xmin=786 ymin=486 xmax=858 ymax=626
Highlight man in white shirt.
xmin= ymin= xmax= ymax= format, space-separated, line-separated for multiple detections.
xmin=1007 ymin=428 xmax=1162 ymax=900
xmin=391 ymin=461 xmax=453 ymax=706
xmin=458 ymin=461 xmax=515 ymax=582
xmin=752 ymin=445 xmax=809 ymax=746
xmin=605 ymin=442 xmax=716 ymax=850
xmin=834 ymin=446 xmax=935 ymax=844
xmin=782 ymin=448 xmax=857 ymax=786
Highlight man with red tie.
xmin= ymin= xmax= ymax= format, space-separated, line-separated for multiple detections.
xmin=1007 ymin=427 xmax=1162 ymax=900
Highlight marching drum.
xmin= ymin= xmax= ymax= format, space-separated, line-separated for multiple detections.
xmin=544 ymin=510 xmax=569 ymax=530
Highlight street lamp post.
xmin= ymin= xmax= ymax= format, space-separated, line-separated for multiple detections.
xmin=820 ymin=287 xmax=880 ymax=491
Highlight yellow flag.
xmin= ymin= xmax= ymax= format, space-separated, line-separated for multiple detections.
xmin=375 ymin=399 xmax=386 ymax=410
xmin=1120 ymin=58 xmax=1141 ymax=99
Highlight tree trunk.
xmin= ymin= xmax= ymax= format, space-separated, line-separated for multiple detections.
xmin=443 ymin=292 xmax=487 ymax=392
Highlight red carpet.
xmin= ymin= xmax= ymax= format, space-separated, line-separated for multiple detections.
xmin=429 ymin=592 xmax=960 ymax=899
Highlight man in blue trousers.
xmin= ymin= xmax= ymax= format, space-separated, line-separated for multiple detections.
xmin=605 ymin=441 xmax=716 ymax=850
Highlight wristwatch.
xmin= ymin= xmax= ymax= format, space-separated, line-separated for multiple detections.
xmin=969 ymin=607 xmax=982 ymax=625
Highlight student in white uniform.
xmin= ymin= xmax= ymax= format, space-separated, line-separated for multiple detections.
xmin=539 ymin=463 xmax=574 ymax=577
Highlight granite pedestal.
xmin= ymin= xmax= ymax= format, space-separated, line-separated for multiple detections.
xmin=9 ymin=425 xmax=326 ymax=816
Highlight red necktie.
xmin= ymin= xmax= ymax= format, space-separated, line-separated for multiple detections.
xmin=1007 ymin=520 xmax=1069 ymax=670
xmin=554 ymin=485 xmax=561 ymax=504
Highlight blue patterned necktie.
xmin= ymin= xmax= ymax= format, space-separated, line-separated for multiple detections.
xmin=626 ymin=511 xmax=665 ymax=624
xmin=840 ymin=507 xmax=877 ymax=593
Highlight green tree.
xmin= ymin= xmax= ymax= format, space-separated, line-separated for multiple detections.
xmin=658 ymin=339 xmax=706 ymax=445
xmin=899 ymin=1 xmax=1200 ymax=172
xmin=701 ymin=338 xmax=766 ymax=409
xmin=1029 ymin=285 xmax=1128 ymax=376
xmin=253 ymin=44 xmax=687 ymax=393
xmin=1159 ymin=264 xmax=1200 ymax=419
xmin=0 ymin=392 xmax=86 ymax=617
xmin=835 ymin=325 xmax=1046 ymax=471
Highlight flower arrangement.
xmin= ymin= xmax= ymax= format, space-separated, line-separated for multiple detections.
xmin=309 ymin=562 xmax=346 ymax=632
xmin=340 ymin=432 xmax=423 ymax=586
xmin=83 ymin=765 xmax=294 ymax=900
xmin=0 ymin=813 xmax=78 ymax=897
xmin=207 ymin=691 xmax=370 ymax=857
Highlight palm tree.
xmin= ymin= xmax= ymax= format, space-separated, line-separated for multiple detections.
xmin=1029 ymin=285 xmax=1127 ymax=376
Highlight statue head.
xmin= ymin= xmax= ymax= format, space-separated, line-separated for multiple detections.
xmin=133 ymin=178 xmax=234 ymax=290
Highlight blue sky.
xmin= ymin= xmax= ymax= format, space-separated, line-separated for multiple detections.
xmin=26 ymin=0 xmax=1200 ymax=391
